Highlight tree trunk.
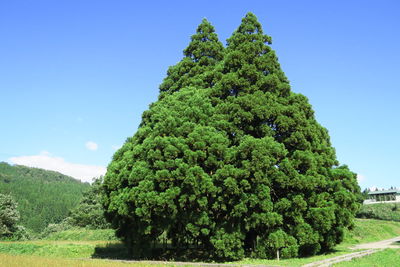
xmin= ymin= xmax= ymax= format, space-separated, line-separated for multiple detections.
xmin=277 ymin=248 xmax=280 ymax=261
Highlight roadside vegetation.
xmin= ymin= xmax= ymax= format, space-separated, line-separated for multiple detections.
xmin=43 ymin=228 xmax=117 ymax=242
xmin=232 ymin=219 xmax=400 ymax=266
xmin=341 ymin=219 xmax=400 ymax=245
xmin=357 ymin=203 xmax=400 ymax=222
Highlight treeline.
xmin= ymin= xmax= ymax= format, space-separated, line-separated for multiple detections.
xmin=0 ymin=162 xmax=90 ymax=232
xmin=40 ymin=176 xmax=111 ymax=238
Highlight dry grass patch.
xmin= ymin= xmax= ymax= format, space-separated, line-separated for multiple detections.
xmin=0 ymin=253 xmax=170 ymax=267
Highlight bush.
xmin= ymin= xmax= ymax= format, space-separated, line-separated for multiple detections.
xmin=39 ymin=220 xmax=73 ymax=239
xmin=43 ymin=228 xmax=118 ymax=241
xmin=7 ymin=225 xmax=31 ymax=241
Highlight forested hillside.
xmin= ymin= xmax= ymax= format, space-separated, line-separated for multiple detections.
xmin=0 ymin=162 xmax=90 ymax=232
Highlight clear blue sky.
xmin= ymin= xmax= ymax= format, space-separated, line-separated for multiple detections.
xmin=1 ymin=0 xmax=399 ymax=187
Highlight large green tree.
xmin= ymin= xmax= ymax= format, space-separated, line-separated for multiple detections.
xmin=103 ymin=13 xmax=360 ymax=260
xmin=104 ymin=19 xmax=226 ymax=257
xmin=208 ymin=13 xmax=360 ymax=258
xmin=104 ymin=87 xmax=230 ymax=256
xmin=159 ymin=18 xmax=224 ymax=98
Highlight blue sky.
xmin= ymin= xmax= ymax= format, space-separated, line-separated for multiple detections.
xmin=0 ymin=1 xmax=399 ymax=187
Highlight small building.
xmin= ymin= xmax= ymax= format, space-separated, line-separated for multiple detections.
xmin=364 ymin=189 xmax=400 ymax=205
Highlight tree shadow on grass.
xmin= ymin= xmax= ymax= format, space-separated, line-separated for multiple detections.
xmin=92 ymin=242 xmax=213 ymax=262
xmin=92 ymin=242 xmax=131 ymax=260
xmin=92 ymin=242 xmax=347 ymax=263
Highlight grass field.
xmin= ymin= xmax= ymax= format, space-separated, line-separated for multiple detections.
xmin=333 ymin=249 xmax=400 ymax=266
xmin=341 ymin=218 xmax=400 ymax=245
xmin=0 ymin=219 xmax=399 ymax=267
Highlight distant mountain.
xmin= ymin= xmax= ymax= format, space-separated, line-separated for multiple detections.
xmin=0 ymin=162 xmax=90 ymax=232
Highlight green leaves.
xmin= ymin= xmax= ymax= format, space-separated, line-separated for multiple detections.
xmin=266 ymin=229 xmax=298 ymax=259
xmin=159 ymin=19 xmax=224 ymax=97
xmin=102 ymin=12 xmax=361 ymax=261
xmin=0 ymin=194 xmax=20 ymax=238
xmin=67 ymin=177 xmax=111 ymax=229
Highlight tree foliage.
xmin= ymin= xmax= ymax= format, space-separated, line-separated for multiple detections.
xmin=67 ymin=177 xmax=110 ymax=229
xmin=103 ymin=13 xmax=361 ymax=260
xmin=40 ymin=177 xmax=111 ymax=239
xmin=0 ymin=193 xmax=20 ymax=238
xmin=0 ymin=193 xmax=30 ymax=240
xmin=159 ymin=18 xmax=224 ymax=98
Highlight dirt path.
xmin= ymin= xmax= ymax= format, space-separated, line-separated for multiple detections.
xmin=302 ymin=235 xmax=400 ymax=266
xmin=351 ymin=236 xmax=400 ymax=250
xmin=302 ymin=249 xmax=381 ymax=267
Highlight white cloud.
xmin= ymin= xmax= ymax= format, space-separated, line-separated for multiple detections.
xmin=9 ymin=151 xmax=106 ymax=183
xmin=357 ymin=174 xmax=365 ymax=182
xmin=85 ymin=141 xmax=98 ymax=151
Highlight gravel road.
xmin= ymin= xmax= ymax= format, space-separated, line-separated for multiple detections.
xmin=302 ymin=235 xmax=400 ymax=266
xmin=351 ymin=236 xmax=400 ymax=249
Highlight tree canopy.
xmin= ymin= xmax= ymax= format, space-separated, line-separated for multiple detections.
xmin=102 ymin=13 xmax=361 ymax=260
xmin=159 ymin=18 xmax=224 ymax=98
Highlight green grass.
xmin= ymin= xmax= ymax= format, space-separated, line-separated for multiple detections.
xmin=0 ymin=241 xmax=99 ymax=258
xmin=0 ymin=228 xmax=125 ymax=259
xmin=0 ymin=219 xmax=399 ymax=266
xmin=0 ymin=228 xmax=126 ymax=260
xmin=333 ymin=249 xmax=400 ymax=266
xmin=230 ymin=249 xmax=352 ymax=267
xmin=0 ymin=228 xmax=119 ymax=259
xmin=231 ymin=219 xmax=400 ymax=266
xmin=357 ymin=203 xmax=400 ymax=222
xmin=341 ymin=218 xmax=400 ymax=246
